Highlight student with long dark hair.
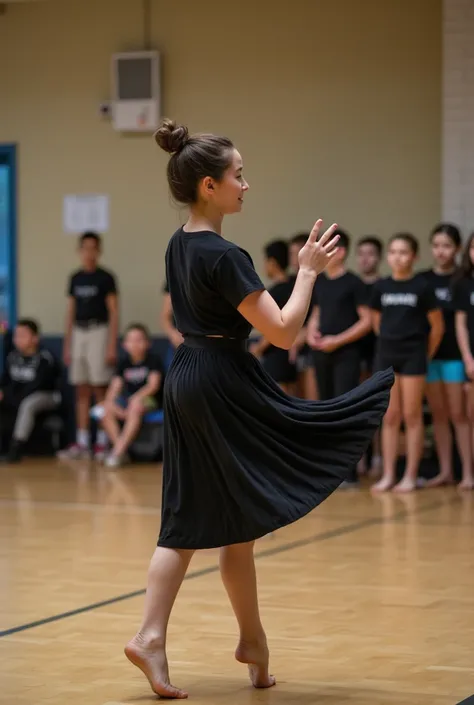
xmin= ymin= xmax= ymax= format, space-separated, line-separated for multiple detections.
xmin=453 ymin=231 xmax=474 ymax=489
xmin=370 ymin=233 xmax=444 ymax=493
xmin=422 ymin=224 xmax=473 ymax=489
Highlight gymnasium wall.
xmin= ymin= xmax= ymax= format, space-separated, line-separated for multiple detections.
xmin=0 ymin=0 xmax=441 ymax=334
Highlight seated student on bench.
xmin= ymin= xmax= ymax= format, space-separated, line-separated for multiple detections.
xmin=101 ymin=323 xmax=164 ymax=467
xmin=0 ymin=318 xmax=60 ymax=463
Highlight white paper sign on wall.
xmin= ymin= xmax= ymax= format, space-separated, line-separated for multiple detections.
xmin=63 ymin=194 xmax=109 ymax=234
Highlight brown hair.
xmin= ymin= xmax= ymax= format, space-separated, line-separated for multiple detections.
xmin=154 ymin=118 xmax=234 ymax=205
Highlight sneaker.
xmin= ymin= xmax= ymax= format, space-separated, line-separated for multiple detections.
xmin=56 ymin=444 xmax=91 ymax=460
xmin=93 ymin=444 xmax=108 ymax=463
xmin=105 ymin=452 xmax=130 ymax=468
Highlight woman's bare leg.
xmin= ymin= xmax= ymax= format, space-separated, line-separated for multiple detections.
xmin=219 ymin=541 xmax=275 ymax=689
xmin=394 ymin=375 xmax=425 ymax=493
xmin=125 ymin=546 xmax=194 ymax=698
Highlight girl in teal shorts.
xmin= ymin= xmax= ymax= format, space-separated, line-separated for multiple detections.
xmin=422 ymin=224 xmax=473 ymax=489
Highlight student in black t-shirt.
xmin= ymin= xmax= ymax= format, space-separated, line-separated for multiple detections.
xmin=59 ymin=232 xmax=119 ymax=461
xmin=306 ymin=230 xmax=371 ymax=395
xmin=0 ymin=319 xmax=60 ymax=462
xmin=249 ymin=240 xmax=297 ymax=393
xmin=101 ymin=323 xmax=164 ymax=467
xmin=356 ymin=236 xmax=383 ymax=376
xmin=453 ymin=231 xmax=474 ymax=489
xmin=287 ymin=232 xmax=318 ymax=399
xmin=421 ymin=224 xmax=473 ymax=490
xmin=355 ymin=236 xmax=383 ymax=476
xmin=307 ymin=229 xmax=372 ymax=486
xmin=370 ymin=233 xmax=444 ymax=493
xmin=160 ymin=280 xmax=183 ymax=369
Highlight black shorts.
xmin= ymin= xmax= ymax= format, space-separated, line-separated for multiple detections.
xmin=262 ymin=348 xmax=297 ymax=384
xmin=375 ymin=338 xmax=427 ymax=376
xmin=359 ymin=332 xmax=376 ymax=375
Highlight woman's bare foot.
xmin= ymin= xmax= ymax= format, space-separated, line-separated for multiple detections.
xmin=125 ymin=633 xmax=188 ymax=699
xmin=370 ymin=476 xmax=395 ymax=493
xmin=392 ymin=477 xmax=417 ymax=493
xmin=235 ymin=638 xmax=276 ymax=689
xmin=426 ymin=472 xmax=454 ymax=488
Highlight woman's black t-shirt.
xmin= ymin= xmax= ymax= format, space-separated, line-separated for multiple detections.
xmin=165 ymin=229 xmax=264 ymax=339
xmin=370 ymin=275 xmax=439 ymax=342
xmin=311 ymin=271 xmax=367 ymax=336
xmin=420 ymin=269 xmax=461 ymax=360
xmin=452 ymin=276 xmax=474 ymax=355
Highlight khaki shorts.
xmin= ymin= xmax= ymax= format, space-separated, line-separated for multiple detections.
xmin=70 ymin=324 xmax=113 ymax=386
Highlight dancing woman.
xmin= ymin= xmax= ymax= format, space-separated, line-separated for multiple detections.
xmin=125 ymin=119 xmax=394 ymax=698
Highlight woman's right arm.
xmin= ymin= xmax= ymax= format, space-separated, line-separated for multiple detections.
xmin=238 ymin=221 xmax=339 ymax=350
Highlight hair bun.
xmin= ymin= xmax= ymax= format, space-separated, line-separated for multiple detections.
xmin=154 ymin=119 xmax=189 ymax=154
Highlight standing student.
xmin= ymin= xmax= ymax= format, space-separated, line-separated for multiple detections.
xmin=355 ymin=236 xmax=383 ymax=475
xmin=454 ymin=231 xmax=474 ymax=489
xmin=249 ymin=240 xmax=297 ymax=393
xmin=356 ymin=236 xmax=383 ymax=377
xmin=287 ymin=232 xmax=317 ymax=399
xmin=124 ymin=119 xmax=393 ymax=699
xmin=59 ymin=231 xmax=119 ymax=460
xmin=370 ymin=233 xmax=444 ymax=493
xmin=422 ymin=224 xmax=473 ymax=489
xmin=306 ymin=230 xmax=372 ymax=483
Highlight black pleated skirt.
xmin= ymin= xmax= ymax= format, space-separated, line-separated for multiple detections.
xmin=158 ymin=336 xmax=394 ymax=550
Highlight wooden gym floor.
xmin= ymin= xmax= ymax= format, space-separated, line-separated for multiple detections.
xmin=1 ymin=459 xmax=473 ymax=705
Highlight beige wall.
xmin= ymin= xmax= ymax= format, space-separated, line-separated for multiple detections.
xmin=0 ymin=0 xmax=441 ymax=334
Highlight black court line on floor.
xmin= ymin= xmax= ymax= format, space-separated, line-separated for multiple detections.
xmin=0 ymin=495 xmax=462 ymax=639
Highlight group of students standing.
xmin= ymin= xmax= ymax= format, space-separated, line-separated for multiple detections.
xmin=162 ymin=223 xmax=474 ymax=493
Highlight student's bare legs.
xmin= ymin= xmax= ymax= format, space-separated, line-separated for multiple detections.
xmin=393 ymin=375 xmax=425 ymax=492
xmin=425 ymin=381 xmax=455 ymax=486
xmin=447 ymin=383 xmax=474 ymax=489
xmin=125 ymin=547 xmax=194 ymax=699
xmin=372 ymin=376 xmax=401 ymax=492
xmin=112 ymin=400 xmax=146 ymax=457
xmin=101 ymin=406 xmax=123 ymax=446
xmin=426 ymin=381 xmax=472 ymax=487
xmin=220 ymin=541 xmax=275 ymax=688
xmin=76 ymin=384 xmax=92 ymax=433
xmin=464 ymin=383 xmax=474 ymax=489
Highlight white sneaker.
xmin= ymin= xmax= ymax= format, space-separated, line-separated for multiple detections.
xmin=105 ymin=452 xmax=129 ymax=468
xmin=57 ymin=444 xmax=90 ymax=460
